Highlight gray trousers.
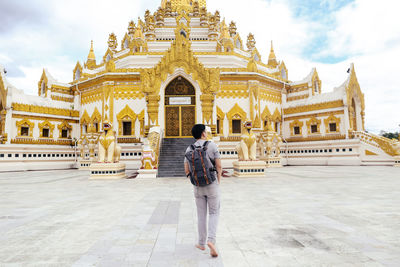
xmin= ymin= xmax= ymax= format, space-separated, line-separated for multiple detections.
xmin=194 ymin=181 xmax=220 ymax=246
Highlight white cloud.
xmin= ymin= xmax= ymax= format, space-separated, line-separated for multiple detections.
xmin=324 ymin=0 xmax=400 ymax=57
xmin=0 ymin=0 xmax=399 ymax=133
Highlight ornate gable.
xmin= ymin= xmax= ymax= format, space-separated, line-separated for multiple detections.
xmin=227 ymin=103 xmax=247 ymax=120
xmin=81 ymin=110 xmax=90 ymax=124
xmin=91 ymin=107 xmax=102 ymax=123
xmin=261 ymin=106 xmax=272 ymax=121
xmin=73 ymin=62 xmax=83 ymax=81
xmin=38 ymin=69 xmax=48 ymax=96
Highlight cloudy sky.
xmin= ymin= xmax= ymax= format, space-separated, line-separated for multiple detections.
xmin=0 ymin=0 xmax=399 ymax=133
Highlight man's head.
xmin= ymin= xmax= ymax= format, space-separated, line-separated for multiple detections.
xmin=192 ymin=124 xmax=206 ymax=140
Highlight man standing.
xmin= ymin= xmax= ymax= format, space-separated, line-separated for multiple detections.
xmin=184 ymin=124 xmax=222 ymax=257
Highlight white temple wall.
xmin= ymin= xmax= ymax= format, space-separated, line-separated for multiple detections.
xmin=114 ymin=99 xmax=146 ymax=115
xmin=82 ymin=101 xmax=101 ymax=118
xmin=282 ymin=109 xmax=347 ymax=140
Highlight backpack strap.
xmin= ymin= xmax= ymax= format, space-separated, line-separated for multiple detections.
xmin=203 ymin=141 xmax=209 ymax=151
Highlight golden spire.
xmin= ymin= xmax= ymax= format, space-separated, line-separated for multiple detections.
xmin=268 ymin=40 xmax=278 ymax=68
xmin=220 ymin=19 xmax=230 ymax=40
xmin=161 ymin=0 xmax=206 ymax=12
xmin=87 ymin=40 xmax=95 ymax=60
xmin=86 ymin=40 xmax=96 ymax=69
xmin=134 ymin=22 xmax=144 ymax=39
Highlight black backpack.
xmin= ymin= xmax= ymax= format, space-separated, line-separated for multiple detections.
xmin=185 ymin=141 xmax=216 ymax=186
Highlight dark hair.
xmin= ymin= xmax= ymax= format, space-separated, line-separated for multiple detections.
xmin=192 ymin=124 xmax=206 ymax=139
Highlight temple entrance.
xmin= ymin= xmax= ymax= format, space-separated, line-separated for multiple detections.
xmin=165 ymin=76 xmax=196 ymax=137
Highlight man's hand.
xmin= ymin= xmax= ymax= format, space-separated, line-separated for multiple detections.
xmin=215 ymin=158 xmax=222 ymax=183
xmin=184 ymin=162 xmax=190 ymax=178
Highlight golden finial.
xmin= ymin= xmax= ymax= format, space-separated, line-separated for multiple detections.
xmin=268 ymin=40 xmax=278 ymax=68
xmin=108 ymin=33 xmax=118 ymax=50
xmin=86 ymin=40 xmax=96 ymax=69
xmin=128 ymin=21 xmax=136 ymax=35
xmin=247 ymin=33 xmax=256 ymax=51
xmin=87 ymin=40 xmax=95 ymax=60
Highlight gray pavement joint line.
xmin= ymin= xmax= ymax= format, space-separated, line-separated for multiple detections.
xmin=146 ymin=201 xmax=170 ymax=267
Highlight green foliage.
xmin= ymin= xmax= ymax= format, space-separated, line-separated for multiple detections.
xmin=381 ymin=132 xmax=399 ymax=140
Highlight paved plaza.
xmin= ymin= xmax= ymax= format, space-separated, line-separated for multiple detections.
xmin=0 ymin=166 xmax=400 ymax=267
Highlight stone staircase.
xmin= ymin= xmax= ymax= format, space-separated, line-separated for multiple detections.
xmin=158 ymin=138 xmax=195 ymax=177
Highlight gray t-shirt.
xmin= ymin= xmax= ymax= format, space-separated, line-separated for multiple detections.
xmin=184 ymin=139 xmax=220 ymax=164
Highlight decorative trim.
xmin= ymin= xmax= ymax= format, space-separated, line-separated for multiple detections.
xmin=220 ymin=136 xmax=242 ymax=142
xmin=272 ymin=108 xmax=281 ymax=122
xmin=12 ymin=103 xmax=79 ymax=117
xmin=287 ymin=94 xmax=308 ymax=102
xmin=306 ymin=117 xmax=321 ymax=135
xmin=117 ymin=137 xmax=141 ymax=143
xmin=81 ymin=110 xmax=90 ymax=124
xmin=365 ymin=150 xmax=378 ymax=156
xmin=284 ymin=100 xmax=344 ymax=115
xmin=12 ymin=114 xmax=78 ymax=123
xmin=16 ymin=118 xmax=35 ymax=137
xmin=58 ymin=121 xmax=72 ymax=139
xmin=117 ymin=105 xmax=137 ymax=136
xmin=81 ymin=88 xmax=102 ymax=105
xmin=38 ymin=120 xmax=55 ymax=138
xmin=284 ymin=110 xmax=344 ymax=121
xmin=138 ymin=109 xmax=145 ymax=136
xmin=11 ymin=137 xmax=72 ymax=146
xmin=216 ymin=106 xmax=225 ymax=136
xmin=324 ymin=114 xmax=341 ymax=133
xmin=226 ymin=103 xmax=246 ymax=135
xmin=286 ymin=134 xmax=346 ymax=143
xmin=51 ymin=95 xmax=74 ymax=103
xmin=91 ymin=107 xmax=102 ymax=124
xmin=289 ymin=119 xmax=304 ymax=136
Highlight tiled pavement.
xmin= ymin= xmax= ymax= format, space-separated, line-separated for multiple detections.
xmin=0 ymin=166 xmax=400 ymax=266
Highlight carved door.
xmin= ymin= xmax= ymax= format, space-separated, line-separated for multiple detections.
xmin=165 ymin=106 xmax=180 ymax=137
xmin=181 ymin=106 xmax=195 ymax=137
xmin=165 ymin=76 xmax=196 ymax=138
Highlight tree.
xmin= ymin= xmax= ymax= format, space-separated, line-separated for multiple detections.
xmin=381 ymin=132 xmax=399 ymax=140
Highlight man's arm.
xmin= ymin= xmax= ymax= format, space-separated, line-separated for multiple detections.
xmin=184 ymin=161 xmax=190 ymax=177
xmin=215 ymin=158 xmax=222 ymax=183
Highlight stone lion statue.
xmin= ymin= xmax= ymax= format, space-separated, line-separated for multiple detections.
xmin=236 ymin=120 xmax=257 ymax=161
xmin=98 ymin=121 xmax=121 ymax=163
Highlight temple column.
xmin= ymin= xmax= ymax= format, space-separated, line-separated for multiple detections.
xmin=200 ymin=93 xmax=214 ymax=125
xmin=146 ymin=94 xmax=160 ymax=127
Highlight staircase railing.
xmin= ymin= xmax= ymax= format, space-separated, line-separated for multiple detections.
xmin=351 ymin=131 xmax=400 ymax=156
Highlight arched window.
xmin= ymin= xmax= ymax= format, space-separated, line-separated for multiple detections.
xmin=41 ymin=81 xmax=46 ymax=96
xmin=281 ymin=68 xmax=287 ymax=80
xmin=74 ymin=69 xmax=81 ymax=80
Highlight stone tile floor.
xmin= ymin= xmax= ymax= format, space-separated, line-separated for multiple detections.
xmin=0 ymin=166 xmax=400 ymax=267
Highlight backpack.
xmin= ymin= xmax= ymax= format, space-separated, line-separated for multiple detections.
xmin=185 ymin=141 xmax=216 ymax=186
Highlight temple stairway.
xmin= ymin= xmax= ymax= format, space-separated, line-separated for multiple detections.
xmin=157 ymin=138 xmax=195 ymax=177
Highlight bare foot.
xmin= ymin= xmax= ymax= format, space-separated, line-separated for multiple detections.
xmin=195 ymin=244 xmax=205 ymax=250
xmin=207 ymin=242 xmax=218 ymax=257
